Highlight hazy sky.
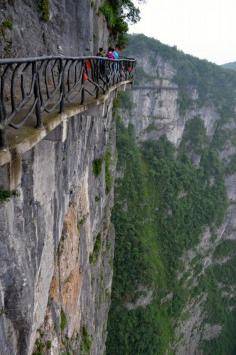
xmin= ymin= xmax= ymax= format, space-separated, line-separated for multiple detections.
xmin=130 ymin=0 xmax=236 ymax=65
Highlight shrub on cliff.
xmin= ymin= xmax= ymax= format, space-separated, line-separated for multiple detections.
xmin=100 ymin=0 xmax=143 ymax=47
xmin=38 ymin=0 xmax=50 ymax=22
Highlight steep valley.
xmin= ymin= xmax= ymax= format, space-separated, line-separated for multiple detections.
xmin=107 ymin=34 xmax=236 ymax=355
xmin=0 ymin=1 xmax=236 ymax=352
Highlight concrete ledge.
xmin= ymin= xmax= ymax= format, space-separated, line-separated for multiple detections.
xmin=0 ymin=80 xmax=132 ymax=169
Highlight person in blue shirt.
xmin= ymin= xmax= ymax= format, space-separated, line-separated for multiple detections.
xmin=113 ymin=46 xmax=120 ymax=60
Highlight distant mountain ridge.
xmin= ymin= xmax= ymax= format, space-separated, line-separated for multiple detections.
xmin=222 ymin=61 xmax=236 ymax=70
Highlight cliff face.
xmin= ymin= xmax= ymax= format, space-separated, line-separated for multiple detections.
xmin=0 ymin=0 xmax=109 ymax=57
xmin=0 ymin=1 xmax=118 ymax=354
xmin=121 ymin=52 xmax=220 ymax=147
xmin=107 ymin=35 xmax=236 ymax=354
xmin=0 ymin=95 xmax=116 ymax=354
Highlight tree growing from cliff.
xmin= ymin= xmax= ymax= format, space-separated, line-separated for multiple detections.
xmin=100 ymin=0 xmax=144 ymax=47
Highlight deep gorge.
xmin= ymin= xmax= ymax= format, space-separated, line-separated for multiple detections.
xmin=0 ymin=1 xmax=236 ymax=354
xmin=107 ymin=35 xmax=236 ymax=355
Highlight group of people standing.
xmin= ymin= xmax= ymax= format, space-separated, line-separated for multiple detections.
xmin=96 ymin=46 xmax=120 ymax=60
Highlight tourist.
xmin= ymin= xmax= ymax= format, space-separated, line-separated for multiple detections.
xmin=106 ymin=47 xmax=115 ymax=59
xmin=96 ymin=48 xmax=105 ymax=57
xmin=113 ymin=46 xmax=120 ymax=60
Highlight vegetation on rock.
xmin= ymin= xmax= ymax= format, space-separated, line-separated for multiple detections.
xmin=60 ymin=309 xmax=67 ymax=332
xmin=38 ymin=0 xmax=50 ymax=22
xmin=105 ymin=149 xmax=112 ymax=194
xmin=1 ymin=19 xmax=13 ymax=30
xmin=125 ymin=34 xmax=236 ymax=116
xmin=107 ymin=112 xmax=227 ymax=353
xmin=80 ymin=326 xmax=92 ymax=355
xmin=89 ymin=233 xmax=102 ymax=264
xmin=93 ymin=158 xmax=103 ymax=177
xmin=107 ymin=35 xmax=236 ymax=353
xmin=100 ymin=0 xmax=144 ymax=47
xmin=0 ymin=190 xmax=17 ymax=202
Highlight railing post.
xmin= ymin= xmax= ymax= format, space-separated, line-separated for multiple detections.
xmin=113 ymin=61 xmax=116 ymax=85
xmin=0 ymin=73 xmax=6 ymax=149
xmin=95 ymin=59 xmax=99 ymax=99
xmin=95 ymin=61 xmax=99 ymax=99
xmin=33 ymin=61 xmax=43 ymax=129
xmin=0 ymin=129 xmax=6 ymax=149
xmin=105 ymin=61 xmax=109 ymax=91
xmin=81 ymin=60 xmax=85 ymax=105
xmin=0 ymin=99 xmax=6 ymax=149
xmin=59 ymin=58 xmax=65 ymax=113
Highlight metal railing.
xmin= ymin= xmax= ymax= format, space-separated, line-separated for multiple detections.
xmin=0 ymin=56 xmax=136 ymax=149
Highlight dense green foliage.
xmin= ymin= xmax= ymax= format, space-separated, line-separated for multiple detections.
xmin=118 ymin=91 xmax=134 ymax=112
xmin=100 ymin=1 xmax=143 ymax=47
xmin=179 ymin=116 xmax=208 ymax=155
xmin=199 ymin=258 xmax=236 ymax=355
xmin=107 ymin=108 xmax=227 ymax=353
xmin=106 ymin=35 xmax=236 ymax=354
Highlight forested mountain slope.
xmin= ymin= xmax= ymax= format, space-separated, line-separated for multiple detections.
xmin=222 ymin=62 xmax=236 ymax=71
xmin=107 ymin=34 xmax=236 ymax=355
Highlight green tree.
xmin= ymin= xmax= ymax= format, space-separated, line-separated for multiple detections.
xmin=100 ymin=0 xmax=144 ymax=47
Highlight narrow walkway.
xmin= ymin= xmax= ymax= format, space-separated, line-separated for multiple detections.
xmin=0 ymin=56 xmax=136 ymax=150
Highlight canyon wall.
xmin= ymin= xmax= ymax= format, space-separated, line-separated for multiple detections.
xmin=107 ymin=34 xmax=236 ymax=355
xmin=0 ymin=93 xmax=117 ymax=355
xmin=0 ymin=0 xmax=109 ymax=57
xmin=0 ymin=1 xmax=120 ymax=353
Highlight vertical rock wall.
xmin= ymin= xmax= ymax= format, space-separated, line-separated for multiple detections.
xmin=0 ymin=0 xmax=109 ymax=57
xmin=0 ymin=1 xmax=121 ymax=354
xmin=0 ymin=93 xmax=117 ymax=354
xmin=114 ymin=40 xmax=236 ymax=353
